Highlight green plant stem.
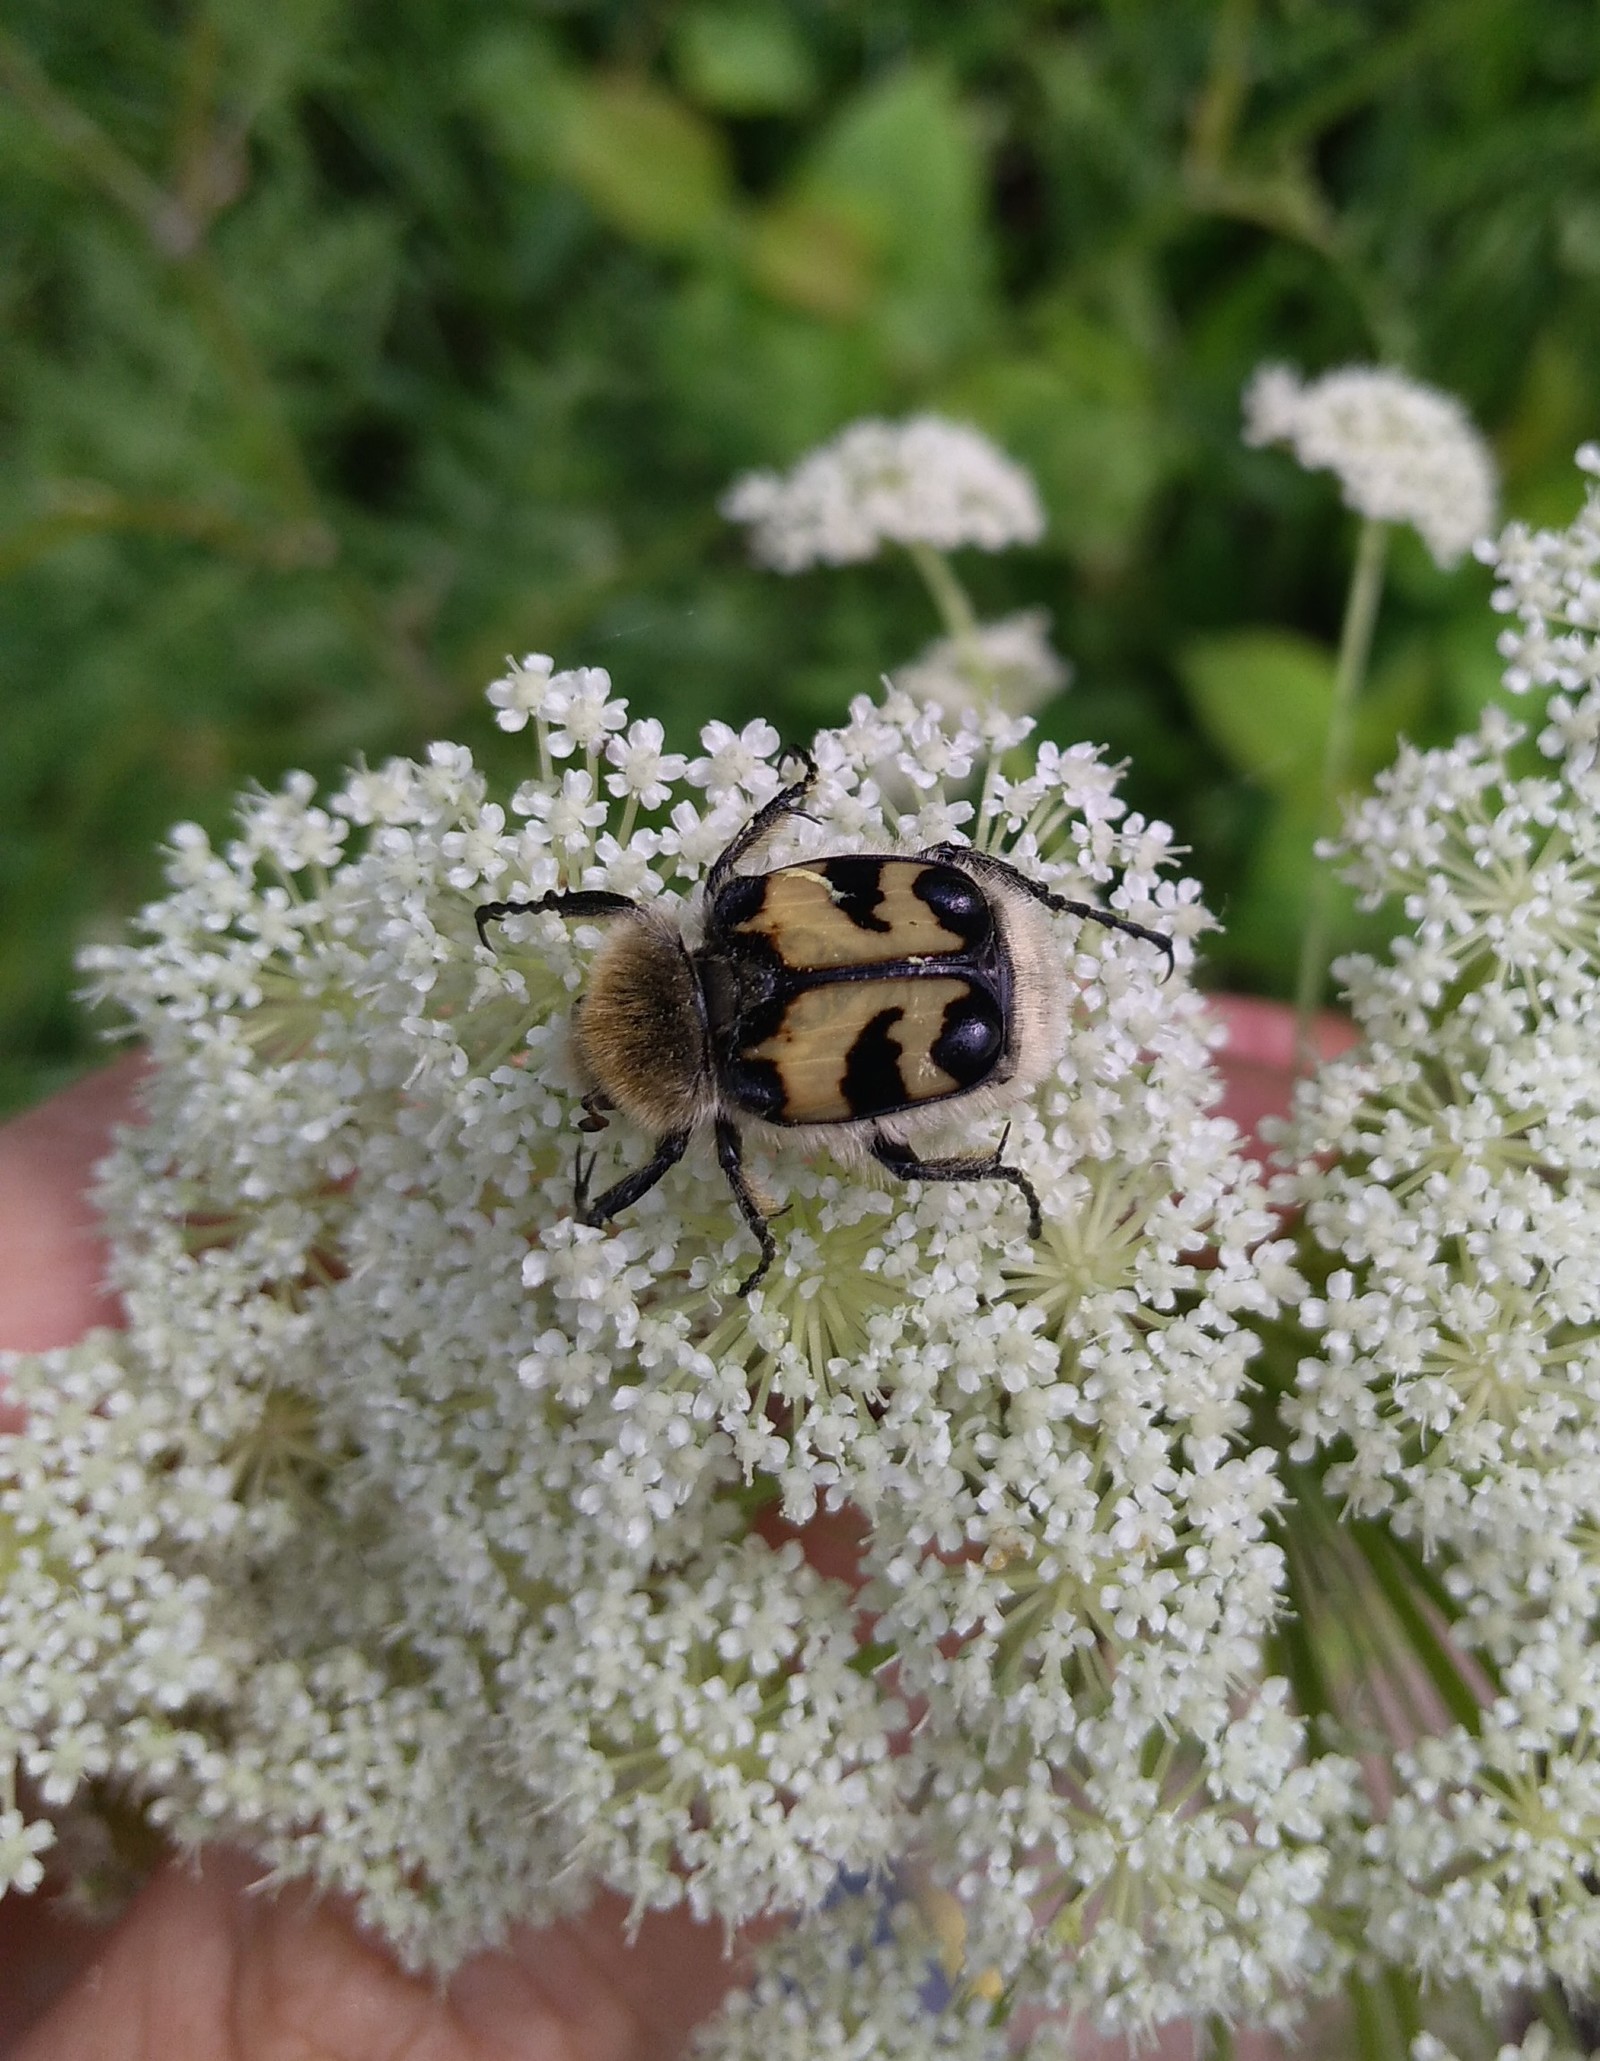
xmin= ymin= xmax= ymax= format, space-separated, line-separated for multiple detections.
xmin=1186 ymin=0 xmax=1258 ymax=175
xmin=1293 ymin=516 xmax=1389 ymax=1070
xmin=0 ymin=28 xmax=184 ymax=249
xmin=907 ymin=542 xmax=980 ymax=644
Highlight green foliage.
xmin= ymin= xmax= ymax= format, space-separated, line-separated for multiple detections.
xmin=2 ymin=1 xmax=1598 ymax=1110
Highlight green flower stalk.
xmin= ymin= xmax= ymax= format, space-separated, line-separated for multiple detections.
xmin=1242 ymin=362 xmax=1500 ymax=1061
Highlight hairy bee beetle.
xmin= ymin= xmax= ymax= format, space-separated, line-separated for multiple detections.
xmin=476 ymin=753 xmax=1172 ymax=1294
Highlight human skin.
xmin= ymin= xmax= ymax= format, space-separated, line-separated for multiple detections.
xmin=0 ymin=1008 xmax=1345 ymax=2059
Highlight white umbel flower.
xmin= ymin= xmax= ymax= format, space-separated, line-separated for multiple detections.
xmin=1278 ymin=469 xmax=1600 ymax=2016
xmin=1243 ymin=363 xmax=1498 ymax=567
xmin=890 ymin=608 xmax=1070 ymax=725
xmin=0 ymin=666 xmax=1341 ymax=2042
xmin=721 ymin=416 xmax=1046 ymax=570
xmin=1413 ymin=2031 xmax=1590 ymax=2061
xmin=1485 ymin=445 xmax=1600 ymax=734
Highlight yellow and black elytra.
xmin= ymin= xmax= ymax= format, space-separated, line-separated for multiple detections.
xmin=475 ymin=752 xmax=1172 ymax=1294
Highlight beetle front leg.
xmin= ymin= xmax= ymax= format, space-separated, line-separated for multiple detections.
xmin=475 ymin=890 xmax=643 ymax=952
xmin=572 ymin=1130 xmax=689 ymax=1227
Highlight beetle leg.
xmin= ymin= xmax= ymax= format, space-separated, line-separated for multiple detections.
xmin=572 ymin=1130 xmax=689 ymax=1228
xmin=714 ymin=1116 xmax=778 ymax=1296
xmin=915 ymin=842 xmax=1174 ymax=981
xmin=475 ymin=889 xmax=642 ymax=952
xmin=703 ymin=748 xmax=819 ymax=900
xmin=870 ymin=1124 xmax=1043 ymax=1240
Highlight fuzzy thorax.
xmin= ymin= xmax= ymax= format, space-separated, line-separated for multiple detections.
xmin=571 ymin=916 xmax=709 ymax=1135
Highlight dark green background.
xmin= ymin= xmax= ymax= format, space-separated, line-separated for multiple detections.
xmin=3 ymin=1 xmax=1597 ymax=1111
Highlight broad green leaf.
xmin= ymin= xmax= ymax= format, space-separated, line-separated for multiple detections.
xmin=1178 ymin=631 xmax=1337 ymax=795
xmin=742 ymin=197 xmax=877 ymax=320
xmin=465 ymin=38 xmax=732 ymax=251
xmin=547 ymin=73 xmax=732 ymax=251
xmin=788 ymin=64 xmax=990 ymax=370
xmin=671 ymin=1 xmax=818 ymax=114
xmin=1223 ymin=797 xmax=1343 ymax=985
xmin=1350 ymin=641 xmax=1433 ymax=770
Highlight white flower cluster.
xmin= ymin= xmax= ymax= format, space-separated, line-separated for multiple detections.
xmin=1410 ymin=2028 xmax=1599 ymax=2061
xmin=0 ymin=664 xmax=1347 ymax=2041
xmin=693 ymin=1886 xmax=1010 ymax=2061
xmin=721 ymin=415 xmax=1046 ymax=570
xmin=890 ymin=608 xmax=1070 ymax=724
xmin=1486 ymin=444 xmax=1600 ymax=732
xmin=1244 ymin=363 xmax=1499 ymax=567
xmin=1278 ymin=477 xmax=1600 ymax=2007
xmin=1414 ymin=2031 xmax=1596 ymax=2061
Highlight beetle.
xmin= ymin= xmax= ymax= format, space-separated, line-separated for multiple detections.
xmin=475 ymin=752 xmax=1172 ymax=1294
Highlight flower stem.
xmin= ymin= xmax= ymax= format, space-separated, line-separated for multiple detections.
xmin=907 ymin=541 xmax=1010 ymax=715
xmin=1293 ymin=516 xmax=1389 ymax=1070
xmin=906 ymin=543 xmax=980 ymax=644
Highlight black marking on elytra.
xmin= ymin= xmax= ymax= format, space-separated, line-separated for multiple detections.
xmin=916 ymin=842 xmax=1175 ymax=980
xmin=841 ymin=1005 xmax=908 ymax=1119
xmin=932 ymin=988 xmax=1004 ymax=1087
xmin=822 ymin=855 xmax=893 ymax=933
xmin=914 ymin=864 xmax=991 ymax=946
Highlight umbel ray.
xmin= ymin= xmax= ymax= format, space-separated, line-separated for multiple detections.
xmin=476 ymin=751 xmax=1172 ymax=1294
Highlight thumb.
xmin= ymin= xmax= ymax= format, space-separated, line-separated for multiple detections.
xmin=15 ymin=1847 xmax=752 ymax=2061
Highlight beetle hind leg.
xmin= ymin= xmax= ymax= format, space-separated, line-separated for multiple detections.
xmin=870 ymin=1124 xmax=1043 ymax=1240
xmin=703 ymin=747 xmax=819 ymax=899
xmin=715 ymin=1117 xmax=778 ymax=1296
xmin=915 ymin=841 xmax=1174 ymax=981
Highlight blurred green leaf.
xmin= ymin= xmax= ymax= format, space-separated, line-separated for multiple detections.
xmin=672 ymin=1 xmax=817 ymax=115
xmin=658 ymin=270 xmax=886 ymax=455
xmin=949 ymin=301 xmax=1177 ymax=572
xmin=741 ymin=195 xmax=877 ymax=319
xmin=790 ymin=63 xmax=990 ymax=372
xmin=545 ymin=72 xmax=733 ymax=252
xmin=1178 ymin=631 xmax=1338 ymax=796
xmin=1351 ymin=640 xmax=1435 ymax=767
xmin=457 ymin=25 xmax=573 ymax=176
xmin=1223 ymin=796 xmax=1361 ymax=985
xmin=466 ymin=39 xmax=732 ymax=252
xmin=1180 ymin=627 xmax=1438 ymax=805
